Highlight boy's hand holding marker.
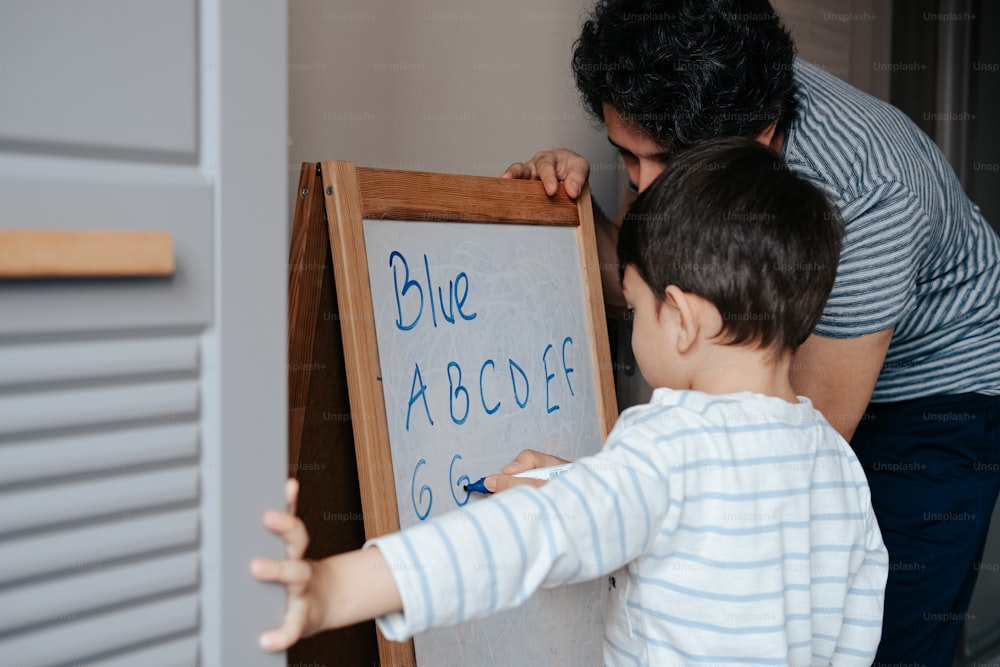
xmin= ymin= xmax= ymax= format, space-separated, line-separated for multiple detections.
xmin=474 ymin=448 xmax=570 ymax=493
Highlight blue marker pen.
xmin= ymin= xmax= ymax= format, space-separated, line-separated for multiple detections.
xmin=464 ymin=463 xmax=573 ymax=495
xmin=465 ymin=477 xmax=491 ymax=494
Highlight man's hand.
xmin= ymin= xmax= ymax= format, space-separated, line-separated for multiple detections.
xmin=485 ymin=449 xmax=571 ymax=493
xmin=502 ymin=148 xmax=633 ymax=318
xmin=501 ymin=148 xmax=591 ymax=199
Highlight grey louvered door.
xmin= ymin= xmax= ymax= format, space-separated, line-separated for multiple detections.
xmin=0 ymin=2 xmax=287 ymax=666
xmin=0 ymin=337 xmax=202 ymax=665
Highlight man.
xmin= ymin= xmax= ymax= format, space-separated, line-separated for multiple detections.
xmin=501 ymin=1 xmax=1000 ymax=663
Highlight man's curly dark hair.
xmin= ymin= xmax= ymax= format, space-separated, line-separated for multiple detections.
xmin=572 ymin=0 xmax=799 ymax=151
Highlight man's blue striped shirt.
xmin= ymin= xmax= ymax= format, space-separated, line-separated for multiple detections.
xmin=785 ymin=60 xmax=1000 ymax=402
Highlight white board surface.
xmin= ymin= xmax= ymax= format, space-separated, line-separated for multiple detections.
xmin=363 ymin=218 xmax=608 ymax=666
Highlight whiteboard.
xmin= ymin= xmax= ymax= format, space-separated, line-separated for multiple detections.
xmin=315 ymin=162 xmax=618 ymax=665
xmin=363 ymin=220 xmax=607 ymax=665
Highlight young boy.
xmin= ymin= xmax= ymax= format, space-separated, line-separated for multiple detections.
xmin=252 ymin=137 xmax=888 ymax=665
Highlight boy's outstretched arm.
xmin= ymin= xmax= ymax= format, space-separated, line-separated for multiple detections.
xmin=250 ymin=479 xmax=403 ymax=651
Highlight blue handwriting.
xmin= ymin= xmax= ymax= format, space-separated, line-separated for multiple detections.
xmin=391 ymin=250 xmax=477 ymax=331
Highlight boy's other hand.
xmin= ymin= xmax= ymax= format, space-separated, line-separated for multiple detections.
xmin=251 ymin=478 xmax=319 ymax=652
xmin=485 ymin=449 xmax=571 ymax=493
xmin=500 ymin=149 xmax=590 ymax=199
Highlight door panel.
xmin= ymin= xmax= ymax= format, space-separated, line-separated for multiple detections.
xmin=0 ymin=0 xmax=198 ymax=156
xmin=0 ymin=1 xmax=287 ymax=665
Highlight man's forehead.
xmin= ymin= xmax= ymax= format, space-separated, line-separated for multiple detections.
xmin=603 ymin=105 xmax=671 ymax=154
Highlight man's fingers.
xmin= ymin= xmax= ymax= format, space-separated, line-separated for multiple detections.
xmin=563 ymin=173 xmax=588 ymax=198
xmin=500 ymin=162 xmax=535 ymax=180
xmin=552 ymin=151 xmax=590 ymax=199
xmin=530 ymin=153 xmax=562 ymax=196
xmin=514 ymin=151 xmax=562 ymax=197
xmin=500 ymin=150 xmax=591 ymax=199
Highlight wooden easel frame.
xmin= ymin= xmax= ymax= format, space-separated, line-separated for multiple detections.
xmin=289 ymin=161 xmax=618 ymax=666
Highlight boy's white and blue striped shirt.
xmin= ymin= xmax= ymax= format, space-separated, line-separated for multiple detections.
xmin=369 ymin=389 xmax=888 ymax=666
xmin=785 ymin=60 xmax=1000 ymax=402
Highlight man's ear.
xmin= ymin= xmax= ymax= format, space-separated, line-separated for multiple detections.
xmin=663 ymin=285 xmax=699 ymax=354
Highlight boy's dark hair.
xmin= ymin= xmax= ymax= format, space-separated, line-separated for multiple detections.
xmin=617 ymin=137 xmax=843 ymax=352
xmin=572 ymin=0 xmax=798 ymax=152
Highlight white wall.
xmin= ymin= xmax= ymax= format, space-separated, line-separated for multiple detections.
xmin=287 ymin=0 xmax=622 ymax=223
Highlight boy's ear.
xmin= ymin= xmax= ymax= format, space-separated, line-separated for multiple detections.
xmin=663 ymin=285 xmax=699 ymax=354
xmin=756 ymin=121 xmax=778 ymax=147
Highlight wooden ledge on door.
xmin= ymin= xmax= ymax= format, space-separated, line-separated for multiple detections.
xmin=0 ymin=230 xmax=175 ymax=278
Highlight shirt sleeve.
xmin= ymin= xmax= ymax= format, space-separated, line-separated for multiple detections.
xmin=814 ymin=180 xmax=931 ymax=338
xmin=367 ymin=434 xmax=672 ymax=641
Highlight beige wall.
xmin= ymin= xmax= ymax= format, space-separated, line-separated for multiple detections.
xmin=286 ymin=0 xmax=893 ymax=227
xmin=287 ymin=0 xmax=622 ymax=224
xmin=772 ymin=0 xmax=893 ymax=99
